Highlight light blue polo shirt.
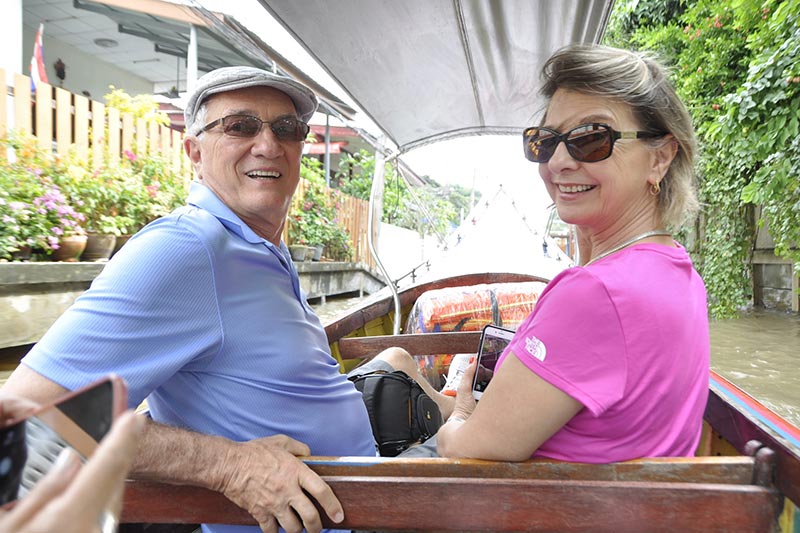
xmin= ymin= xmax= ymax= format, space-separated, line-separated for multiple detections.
xmin=23 ymin=182 xmax=376 ymax=533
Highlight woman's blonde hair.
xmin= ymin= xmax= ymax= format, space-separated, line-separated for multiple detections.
xmin=540 ymin=45 xmax=699 ymax=229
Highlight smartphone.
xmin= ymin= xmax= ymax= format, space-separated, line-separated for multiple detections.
xmin=472 ymin=325 xmax=515 ymax=400
xmin=0 ymin=375 xmax=127 ymax=508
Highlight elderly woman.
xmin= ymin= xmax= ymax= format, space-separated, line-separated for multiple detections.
xmin=436 ymin=44 xmax=709 ymax=462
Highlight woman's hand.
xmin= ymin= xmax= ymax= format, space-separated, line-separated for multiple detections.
xmin=0 ymin=393 xmax=38 ymax=426
xmin=0 ymin=410 xmax=144 ymax=533
xmin=449 ymin=358 xmax=479 ymax=421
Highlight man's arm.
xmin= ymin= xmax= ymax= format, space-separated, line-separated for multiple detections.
xmin=2 ymin=365 xmax=344 ymax=533
xmin=134 ymin=419 xmax=344 ymax=533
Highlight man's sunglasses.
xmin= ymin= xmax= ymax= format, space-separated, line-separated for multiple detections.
xmin=199 ymin=114 xmax=310 ymax=142
xmin=523 ymin=123 xmax=665 ymax=163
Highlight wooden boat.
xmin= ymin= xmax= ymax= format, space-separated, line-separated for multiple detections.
xmin=122 ymin=272 xmax=800 ymax=531
xmin=120 ymin=1 xmax=798 ymax=530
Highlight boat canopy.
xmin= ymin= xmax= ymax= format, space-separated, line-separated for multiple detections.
xmin=257 ymin=0 xmax=614 ymax=153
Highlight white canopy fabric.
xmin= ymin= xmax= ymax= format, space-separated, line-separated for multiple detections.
xmin=257 ymin=0 xmax=614 ymax=153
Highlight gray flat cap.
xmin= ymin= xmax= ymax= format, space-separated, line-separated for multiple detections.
xmin=184 ymin=66 xmax=318 ymax=127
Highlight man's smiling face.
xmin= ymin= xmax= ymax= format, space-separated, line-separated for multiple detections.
xmin=185 ymin=86 xmax=304 ymax=245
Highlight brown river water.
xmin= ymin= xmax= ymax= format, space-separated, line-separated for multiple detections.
xmin=314 ymin=299 xmax=800 ymax=428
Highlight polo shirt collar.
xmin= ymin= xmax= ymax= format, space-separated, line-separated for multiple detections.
xmin=186 ymin=181 xmax=286 ymax=249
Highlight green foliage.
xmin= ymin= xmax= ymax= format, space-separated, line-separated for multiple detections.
xmin=104 ymin=85 xmax=170 ymax=126
xmin=335 ymin=149 xmax=379 ymax=201
xmin=604 ymin=0 xmax=688 ymax=46
xmin=335 ymin=149 xmax=478 ymax=237
xmin=289 ymin=158 xmax=353 ymax=260
xmin=56 ymin=150 xmax=189 ymax=236
xmin=439 ymin=183 xmax=478 ymax=221
xmin=605 ymin=0 xmax=800 ymax=317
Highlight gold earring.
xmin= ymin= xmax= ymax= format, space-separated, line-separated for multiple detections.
xmin=650 ymin=181 xmax=661 ymax=195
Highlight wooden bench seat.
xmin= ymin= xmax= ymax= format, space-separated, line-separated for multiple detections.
xmin=338 ymin=331 xmax=482 ymax=360
xmin=122 ymin=453 xmax=781 ymax=531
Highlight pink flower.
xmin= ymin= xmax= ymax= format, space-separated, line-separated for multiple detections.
xmin=124 ymin=150 xmax=138 ymax=162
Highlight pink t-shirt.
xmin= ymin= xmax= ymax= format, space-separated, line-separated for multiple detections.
xmin=501 ymin=242 xmax=709 ymax=463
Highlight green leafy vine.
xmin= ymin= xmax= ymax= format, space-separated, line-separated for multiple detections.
xmin=606 ymin=0 xmax=800 ymax=317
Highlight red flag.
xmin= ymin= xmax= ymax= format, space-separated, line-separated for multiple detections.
xmin=29 ymin=23 xmax=49 ymax=91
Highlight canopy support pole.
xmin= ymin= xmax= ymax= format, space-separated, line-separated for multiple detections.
xmin=367 ymin=140 xmax=401 ymax=335
xmin=324 ymin=113 xmax=331 ymax=187
xmin=186 ymin=25 xmax=198 ymax=94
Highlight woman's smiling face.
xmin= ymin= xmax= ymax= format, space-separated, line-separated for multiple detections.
xmin=538 ymin=89 xmax=660 ymax=236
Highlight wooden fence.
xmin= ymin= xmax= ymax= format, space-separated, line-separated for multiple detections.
xmin=292 ymin=179 xmax=373 ymax=269
xmin=0 ymin=69 xmax=190 ymax=172
xmin=1 ymin=69 xmax=375 ymax=268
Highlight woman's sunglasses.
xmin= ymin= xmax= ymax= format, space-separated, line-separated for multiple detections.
xmin=523 ymin=123 xmax=665 ymax=163
xmin=199 ymin=114 xmax=310 ymax=142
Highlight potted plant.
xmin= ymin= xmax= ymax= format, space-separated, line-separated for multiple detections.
xmin=304 ymin=216 xmax=329 ymax=261
xmin=0 ymin=134 xmax=85 ymax=260
xmin=124 ymin=151 xmax=189 ymax=226
xmin=56 ymin=150 xmax=189 ymax=260
xmin=324 ymin=223 xmax=353 ymax=262
xmin=34 ymin=185 xmax=87 ymax=261
xmin=287 ymin=214 xmax=311 ymax=261
xmin=56 ymin=161 xmax=123 ymax=260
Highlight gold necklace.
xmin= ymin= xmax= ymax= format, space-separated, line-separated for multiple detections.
xmin=584 ymin=230 xmax=672 ymax=266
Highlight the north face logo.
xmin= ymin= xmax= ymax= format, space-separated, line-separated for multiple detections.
xmin=524 ymin=335 xmax=547 ymax=362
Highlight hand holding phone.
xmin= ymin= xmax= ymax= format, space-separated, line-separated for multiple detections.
xmin=472 ymin=325 xmax=515 ymax=400
xmin=0 ymin=376 xmax=128 ymax=533
xmin=0 ymin=410 xmax=142 ymax=533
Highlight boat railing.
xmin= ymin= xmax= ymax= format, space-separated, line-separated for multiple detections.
xmin=122 ymin=450 xmax=781 ymax=531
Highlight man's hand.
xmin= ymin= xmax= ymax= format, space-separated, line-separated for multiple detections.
xmin=218 ymin=435 xmax=344 ymax=533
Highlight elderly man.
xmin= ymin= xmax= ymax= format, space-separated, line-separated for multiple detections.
xmin=2 ymin=67 xmax=376 ymax=533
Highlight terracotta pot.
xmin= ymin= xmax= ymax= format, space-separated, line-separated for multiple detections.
xmin=81 ymin=233 xmax=117 ymax=262
xmin=51 ymin=235 xmax=88 ymax=262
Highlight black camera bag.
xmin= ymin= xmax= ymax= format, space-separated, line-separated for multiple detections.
xmin=349 ymin=370 xmax=443 ymax=456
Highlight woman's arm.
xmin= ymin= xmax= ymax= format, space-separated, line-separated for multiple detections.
xmin=437 ymin=352 xmax=582 ymax=460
